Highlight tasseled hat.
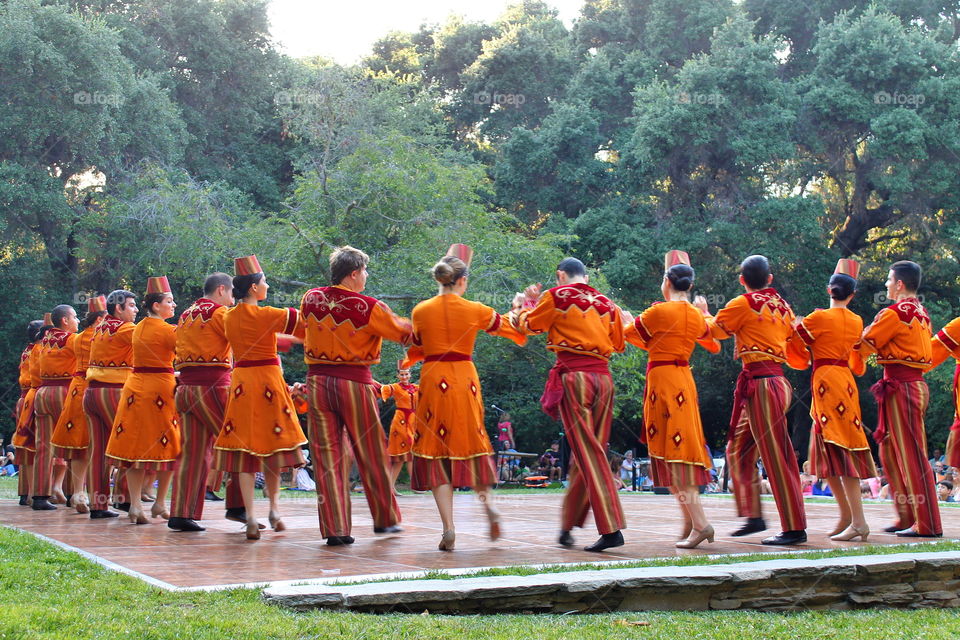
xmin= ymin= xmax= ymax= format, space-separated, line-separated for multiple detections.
xmin=445 ymin=244 xmax=473 ymax=268
xmin=146 ymin=276 xmax=171 ymax=295
xmin=87 ymin=295 xmax=107 ymax=313
xmin=43 ymin=312 xmax=52 ymax=326
xmin=834 ymin=259 xmax=860 ymax=280
xmin=664 ymin=250 xmax=691 ymax=271
xmin=234 ymin=254 xmax=262 ymax=276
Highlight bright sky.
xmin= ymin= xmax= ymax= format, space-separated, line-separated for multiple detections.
xmin=268 ymin=0 xmax=584 ymax=64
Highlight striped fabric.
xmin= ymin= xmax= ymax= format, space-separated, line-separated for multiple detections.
xmin=947 ymin=427 xmax=960 ymax=469
xmin=809 ymin=431 xmax=877 ymax=479
xmin=214 ymin=447 xmax=303 ymax=474
xmin=726 ymin=375 xmax=806 ymax=531
xmin=650 ymin=458 xmax=711 ymax=488
xmin=558 ymin=371 xmax=626 ymax=535
xmin=171 ymin=384 xmax=230 ymax=520
xmin=411 ymin=454 xmax=496 ymax=490
xmin=32 ymin=386 xmax=68 ymax=496
xmin=875 ymin=379 xmax=942 ymax=535
xmin=15 ymin=395 xmax=30 ymax=496
xmin=306 ymin=374 xmax=400 ymax=538
xmin=83 ymin=386 xmax=124 ymax=510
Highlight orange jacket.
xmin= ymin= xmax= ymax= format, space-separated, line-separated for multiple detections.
xmin=860 ymin=298 xmax=932 ymax=369
xmin=86 ymin=316 xmax=135 ymax=384
xmin=705 ymin=288 xmax=796 ymax=364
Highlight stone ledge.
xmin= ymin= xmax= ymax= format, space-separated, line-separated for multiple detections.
xmin=262 ymin=551 xmax=960 ymax=613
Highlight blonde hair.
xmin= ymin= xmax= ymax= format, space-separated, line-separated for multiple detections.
xmin=329 ymin=246 xmax=369 ymax=285
xmin=432 ymin=256 xmax=468 ymax=287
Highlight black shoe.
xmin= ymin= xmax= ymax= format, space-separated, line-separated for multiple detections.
xmin=168 ymin=517 xmax=206 ymax=532
xmin=558 ymin=530 xmax=575 ymax=547
xmin=205 ymin=490 xmax=224 ymax=502
xmin=762 ymin=530 xmax=807 ymax=546
xmin=584 ymin=530 xmax=624 ymax=552
xmin=731 ymin=517 xmax=767 ymax=537
xmin=373 ymin=525 xmax=403 ymax=534
xmin=90 ymin=509 xmax=120 ymax=519
xmin=883 ymin=525 xmax=902 ymax=533
xmin=326 ymin=535 xmax=356 ymax=546
xmin=895 ymin=528 xmax=943 ymax=538
xmin=18 ymin=495 xmax=29 ymax=506
xmin=31 ymin=497 xmax=56 ymax=511
xmin=113 ymin=502 xmax=130 ymax=513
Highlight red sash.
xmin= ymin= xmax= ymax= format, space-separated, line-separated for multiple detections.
xmin=870 ymin=364 xmax=924 ymax=441
xmin=540 ymin=352 xmax=610 ymax=420
xmin=729 ymin=361 xmax=784 ymax=437
xmin=307 ymin=363 xmax=373 ymax=384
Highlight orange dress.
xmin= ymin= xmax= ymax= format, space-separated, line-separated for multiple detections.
xmin=13 ymin=345 xmax=41 ymax=453
xmin=104 ymin=318 xmax=180 ymax=469
xmin=51 ymin=326 xmax=97 ymax=457
xmin=381 ymin=382 xmax=418 ymax=459
xmin=626 ymin=301 xmax=719 ymax=485
xmin=788 ymin=307 xmax=876 ymax=478
xmin=14 ymin=344 xmax=31 ymax=432
xmin=213 ymin=304 xmax=306 ymax=472
xmin=931 ymin=317 xmax=960 ymax=468
xmin=404 ymin=295 xmax=525 ymax=488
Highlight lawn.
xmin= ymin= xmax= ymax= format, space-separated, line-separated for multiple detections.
xmin=0 ymin=524 xmax=958 ymax=638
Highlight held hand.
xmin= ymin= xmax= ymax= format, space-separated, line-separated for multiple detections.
xmin=692 ymin=295 xmax=709 ymax=314
xmin=619 ymin=306 xmax=635 ymax=326
xmin=523 ymin=283 xmax=542 ymax=302
xmin=511 ymin=292 xmax=525 ymax=310
xmin=792 ymin=315 xmax=805 ymax=329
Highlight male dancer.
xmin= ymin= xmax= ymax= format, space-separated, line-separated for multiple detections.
xmin=861 ymin=261 xmax=941 ymax=537
xmin=511 ymin=257 xmax=627 ymax=552
xmin=930 ymin=312 xmax=960 ymax=473
xmin=169 ymin=273 xmax=250 ymax=532
xmin=694 ymin=255 xmax=807 ymax=545
xmin=300 ymin=246 xmax=411 ymax=545
xmin=83 ymin=289 xmax=137 ymax=518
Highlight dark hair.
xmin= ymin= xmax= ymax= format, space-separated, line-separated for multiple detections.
xmin=740 ymin=255 xmax=771 ymax=290
xmin=330 ymin=246 xmax=369 ymax=285
xmin=828 ymin=273 xmax=856 ymax=300
xmin=666 ymin=264 xmax=695 ymax=292
xmin=890 ymin=260 xmax=922 ymax=292
xmin=939 ymin=481 xmax=953 ymax=491
xmin=51 ymin=304 xmax=74 ymax=328
xmin=203 ymin=272 xmax=233 ymax=296
xmin=233 ymin=272 xmax=264 ymax=300
xmin=106 ymin=289 xmax=136 ymax=316
xmin=142 ymin=293 xmax=169 ymax=316
xmin=80 ymin=310 xmax=107 ymax=331
xmin=26 ymin=319 xmax=44 ymax=343
xmin=432 ymin=256 xmax=468 ymax=286
xmin=557 ymin=257 xmax=587 ymax=278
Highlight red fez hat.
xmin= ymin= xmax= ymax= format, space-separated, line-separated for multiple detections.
xmin=234 ymin=254 xmax=262 ymax=276
xmin=397 ymin=359 xmax=409 ymax=372
xmin=87 ymin=295 xmax=107 ymax=313
xmin=664 ymin=250 xmax=691 ymax=270
xmin=43 ymin=312 xmax=52 ymax=326
xmin=834 ymin=259 xmax=860 ymax=280
xmin=445 ymin=244 xmax=473 ymax=268
xmin=146 ymin=276 xmax=171 ymax=295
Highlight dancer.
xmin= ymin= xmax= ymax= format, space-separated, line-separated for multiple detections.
xmin=33 ymin=306 xmax=80 ymax=509
xmin=787 ymin=259 xmax=876 ymax=541
xmin=51 ymin=295 xmax=107 ymax=514
xmin=12 ymin=319 xmax=45 ymax=506
xmin=511 ymin=257 xmax=627 ymax=552
xmin=694 ymin=255 xmax=807 ymax=545
xmin=105 ymin=277 xmax=180 ymax=524
xmin=169 ymin=273 xmax=247 ymax=532
xmin=84 ymin=289 xmax=138 ymax=518
xmin=860 ymin=260 xmax=942 ymax=537
xmin=405 ymin=245 xmax=526 ymax=551
xmin=625 ymin=251 xmax=720 ymax=549
xmin=380 ymin=361 xmax=418 ymax=493
xmin=929 ymin=310 xmax=960 ymax=473
xmin=213 ymin=255 xmax=307 ymax=540
xmin=300 ymin=246 xmax=409 ymax=545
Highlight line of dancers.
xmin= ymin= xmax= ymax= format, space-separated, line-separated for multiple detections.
xmin=10 ymin=245 xmax=954 ymax=552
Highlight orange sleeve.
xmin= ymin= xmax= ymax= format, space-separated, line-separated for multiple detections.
xmin=513 ymin=291 xmax=555 ymax=335
xmin=162 ymin=323 xmax=177 ymax=352
xmin=706 ymin=296 xmax=745 ymax=339
xmin=484 ymin=307 xmax=527 ymax=347
xmin=609 ymin=305 xmax=625 ymax=353
xmin=370 ymin=301 xmax=414 ymax=347
xmin=696 ymin=314 xmax=722 ymax=354
xmin=861 ymin=308 xmax=898 ymax=354
xmin=930 ymin=317 xmax=960 ymax=369
xmin=786 ymin=313 xmax=816 ymax=370
xmin=401 ymin=346 xmax=424 ymax=369
xmin=849 ymin=341 xmax=866 ymax=376
xmin=626 ymin=306 xmax=656 ymax=350
xmin=380 ymin=383 xmax=395 ymax=401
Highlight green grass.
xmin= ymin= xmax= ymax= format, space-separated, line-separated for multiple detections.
xmin=0 ymin=527 xmax=958 ymax=639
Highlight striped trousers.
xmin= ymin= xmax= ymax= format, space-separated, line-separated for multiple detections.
xmin=875 ymin=379 xmax=942 ymax=535
xmin=171 ymin=385 xmax=241 ymax=520
xmin=32 ymin=385 xmax=68 ymax=497
xmin=15 ymin=393 xmax=30 ymax=497
xmin=726 ymin=375 xmax=806 ymax=531
xmin=306 ymin=374 xmax=400 ymax=538
xmin=559 ymin=371 xmax=626 ymax=535
xmin=83 ymin=385 xmax=125 ymax=511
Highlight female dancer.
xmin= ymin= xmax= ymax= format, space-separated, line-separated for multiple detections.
xmin=213 ymin=255 xmax=307 ymax=540
xmin=380 ymin=361 xmax=418 ymax=493
xmin=787 ymin=259 xmax=875 ymax=541
xmin=404 ymin=245 xmax=526 ymax=550
xmin=105 ymin=278 xmax=181 ymax=524
xmin=627 ymin=251 xmax=720 ymax=549
xmin=13 ymin=320 xmax=45 ymax=506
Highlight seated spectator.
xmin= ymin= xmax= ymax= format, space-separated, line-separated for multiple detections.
xmin=937 ymin=481 xmax=955 ymax=503
xmin=538 ymin=441 xmax=561 ymax=481
xmin=860 ymin=481 xmax=872 ymax=500
xmin=619 ymin=450 xmax=638 ymax=491
xmin=799 ymin=460 xmax=816 ymax=497
xmin=0 ymin=445 xmax=16 ymax=477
